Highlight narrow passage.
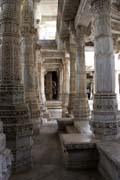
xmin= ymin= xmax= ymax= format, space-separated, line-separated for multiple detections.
xmin=10 ymin=123 xmax=102 ymax=180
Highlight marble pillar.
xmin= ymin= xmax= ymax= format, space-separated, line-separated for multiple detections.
xmin=74 ymin=26 xmax=90 ymax=134
xmin=38 ymin=62 xmax=45 ymax=103
xmin=90 ymin=0 xmax=120 ymax=140
xmin=0 ymin=0 xmax=33 ymax=172
xmin=59 ymin=66 xmax=63 ymax=101
xmin=62 ymin=39 xmax=70 ymax=117
xmin=68 ymin=38 xmax=76 ymax=115
xmin=21 ymin=0 xmax=41 ymax=134
xmin=37 ymin=62 xmax=51 ymax=121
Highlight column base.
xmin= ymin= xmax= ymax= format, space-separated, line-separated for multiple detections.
xmin=90 ymin=93 xmax=120 ymax=140
xmin=0 ymin=103 xmax=33 ymax=173
xmin=40 ymin=104 xmax=51 ymax=120
xmin=74 ymin=121 xmax=92 ymax=136
xmin=90 ymin=114 xmax=120 ymax=140
xmin=73 ymin=95 xmax=90 ymax=134
xmin=27 ymin=99 xmax=41 ymax=135
xmin=68 ymin=93 xmax=76 ymax=115
xmin=74 ymin=96 xmax=90 ymax=120
xmin=62 ymin=93 xmax=69 ymax=117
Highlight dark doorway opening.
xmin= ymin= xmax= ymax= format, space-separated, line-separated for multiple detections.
xmin=45 ymin=71 xmax=59 ymax=100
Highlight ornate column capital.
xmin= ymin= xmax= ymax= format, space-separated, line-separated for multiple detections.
xmin=21 ymin=0 xmax=34 ymax=37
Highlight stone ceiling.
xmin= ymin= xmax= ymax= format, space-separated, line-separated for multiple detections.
xmin=35 ymin=0 xmax=58 ymax=18
xmin=62 ymin=0 xmax=81 ymax=21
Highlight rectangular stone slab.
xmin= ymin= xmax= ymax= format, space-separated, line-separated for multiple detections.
xmin=60 ymin=134 xmax=99 ymax=169
xmin=61 ymin=134 xmax=97 ymax=149
xmin=57 ymin=118 xmax=73 ymax=131
xmin=97 ymin=142 xmax=120 ymax=180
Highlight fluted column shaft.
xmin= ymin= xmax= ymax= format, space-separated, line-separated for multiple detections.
xmin=91 ymin=0 xmax=120 ymax=140
xmin=0 ymin=0 xmax=33 ymax=173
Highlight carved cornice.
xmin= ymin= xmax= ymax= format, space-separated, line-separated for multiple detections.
xmin=43 ymin=59 xmax=63 ymax=72
xmin=40 ymin=50 xmax=65 ymax=62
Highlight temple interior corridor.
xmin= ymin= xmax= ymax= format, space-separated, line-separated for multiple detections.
xmin=10 ymin=123 xmax=102 ymax=180
xmin=0 ymin=0 xmax=120 ymax=180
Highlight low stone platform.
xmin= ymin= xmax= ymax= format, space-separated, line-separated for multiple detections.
xmin=56 ymin=118 xmax=73 ymax=131
xmin=60 ymin=134 xmax=99 ymax=169
xmin=66 ymin=125 xmax=78 ymax=134
xmin=46 ymin=101 xmax=62 ymax=118
xmin=97 ymin=141 xmax=120 ymax=180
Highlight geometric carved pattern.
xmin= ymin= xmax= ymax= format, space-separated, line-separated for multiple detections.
xmin=0 ymin=0 xmax=33 ymax=173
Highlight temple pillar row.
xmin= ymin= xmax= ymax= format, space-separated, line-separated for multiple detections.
xmin=90 ymin=0 xmax=120 ymax=140
xmin=21 ymin=0 xmax=41 ymax=134
xmin=0 ymin=0 xmax=33 ymax=172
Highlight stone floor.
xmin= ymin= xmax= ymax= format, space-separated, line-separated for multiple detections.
xmin=10 ymin=123 xmax=102 ymax=180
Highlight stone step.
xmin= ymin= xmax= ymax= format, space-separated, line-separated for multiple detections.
xmin=56 ymin=118 xmax=73 ymax=131
xmin=59 ymin=133 xmax=99 ymax=170
xmin=65 ymin=125 xmax=78 ymax=134
xmin=97 ymin=141 xmax=120 ymax=180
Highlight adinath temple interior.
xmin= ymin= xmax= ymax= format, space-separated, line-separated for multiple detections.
xmin=0 ymin=0 xmax=120 ymax=180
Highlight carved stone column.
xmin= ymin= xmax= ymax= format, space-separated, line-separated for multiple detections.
xmin=62 ymin=39 xmax=70 ymax=117
xmin=90 ymin=0 xmax=120 ymax=140
xmin=68 ymin=36 xmax=76 ymax=115
xmin=59 ymin=65 xmax=63 ymax=101
xmin=0 ymin=0 xmax=32 ymax=172
xmin=38 ymin=63 xmax=51 ymax=121
xmin=74 ymin=26 xmax=90 ymax=133
xmin=21 ymin=0 xmax=41 ymax=134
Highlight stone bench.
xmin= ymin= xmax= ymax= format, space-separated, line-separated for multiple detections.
xmin=60 ymin=134 xmax=99 ymax=169
xmin=97 ymin=142 xmax=120 ymax=180
xmin=56 ymin=118 xmax=73 ymax=131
